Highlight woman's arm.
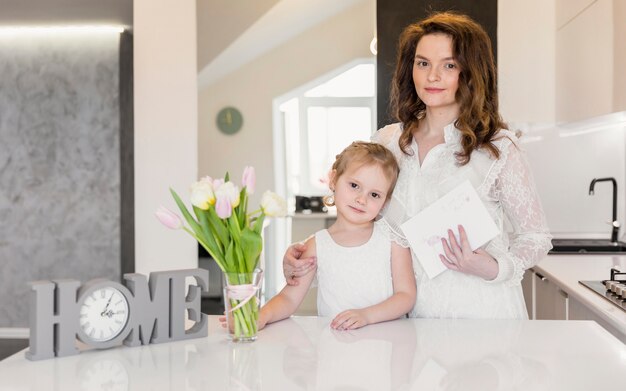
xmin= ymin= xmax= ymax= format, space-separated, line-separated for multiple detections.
xmin=439 ymin=141 xmax=552 ymax=283
xmin=486 ymin=141 xmax=553 ymax=284
xmin=330 ymin=242 xmax=416 ymax=330
xmin=282 ymin=238 xmax=317 ymax=286
xmin=260 ymin=237 xmax=318 ymax=329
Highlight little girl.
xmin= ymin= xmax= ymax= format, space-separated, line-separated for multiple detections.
xmin=259 ymin=141 xmax=416 ymax=330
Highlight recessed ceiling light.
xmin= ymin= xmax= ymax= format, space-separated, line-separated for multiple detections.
xmin=0 ymin=25 xmax=125 ymax=35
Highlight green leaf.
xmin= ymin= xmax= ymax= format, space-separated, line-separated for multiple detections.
xmin=170 ymin=188 xmax=203 ymax=236
xmin=225 ymin=239 xmax=242 ymax=274
xmin=182 ymin=227 xmax=227 ymax=273
xmin=194 ymin=206 xmax=225 ymax=262
xmin=237 ymin=188 xmax=247 ymax=229
xmin=228 ymin=212 xmax=242 ymax=245
xmin=252 ymin=213 xmax=265 ymax=234
xmin=234 ymin=244 xmax=246 ymax=273
xmin=224 ymin=172 xmax=230 ymax=182
xmin=207 ymin=207 xmax=230 ymax=246
xmin=241 ymin=228 xmax=262 ymax=273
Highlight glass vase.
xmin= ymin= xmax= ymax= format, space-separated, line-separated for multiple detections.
xmin=223 ymin=268 xmax=263 ymax=342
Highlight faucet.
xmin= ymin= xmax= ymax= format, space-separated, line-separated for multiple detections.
xmin=589 ymin=177 xmax=620 ymax=243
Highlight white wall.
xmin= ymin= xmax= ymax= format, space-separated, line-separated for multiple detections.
xmin=498 ymin=0 xmax=555 ymax=124
xmin=197 ymin=0 xmax=375 ymax=207
xmin=499 ymin=0 xmax=626 ymax=238
xmin=614 ymin=0 xmax=626 ymax=112
xmin=134 ymin=0 xmax=198 ymax=273
xmin=556 ymin=0 xmax=614 ymax=122
xmin=523 ymin=114 xmax=626 ymax=236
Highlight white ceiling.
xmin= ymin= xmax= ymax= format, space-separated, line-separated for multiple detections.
xmin=0 ymin=0 xmax=367 ymax=87
xmin=196 ymin=0 xmax=280 ymax=71
xmin=197 ymin=0 xmax=367 ymax=89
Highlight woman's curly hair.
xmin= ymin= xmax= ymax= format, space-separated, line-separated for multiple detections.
xmin=389 ymin=12 xmax=508 ymax=164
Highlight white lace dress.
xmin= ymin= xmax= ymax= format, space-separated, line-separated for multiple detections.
xmin=315 ymin=220 xmax=394 ymax=318
xmin=372 ymin=122 xmax=552 ymax=319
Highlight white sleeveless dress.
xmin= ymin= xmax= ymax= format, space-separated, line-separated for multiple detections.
xmin=315 ymin=221 xmax=394 ymax=318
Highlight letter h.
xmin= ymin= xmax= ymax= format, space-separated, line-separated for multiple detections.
xmin=25 ymin=280 xmax=80 ymax=361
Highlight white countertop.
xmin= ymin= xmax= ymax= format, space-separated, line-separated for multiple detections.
xmin=1 ymin=316 xmax=625 ymax=390
xmin=533 ymin=255 xmax=626 ymax=335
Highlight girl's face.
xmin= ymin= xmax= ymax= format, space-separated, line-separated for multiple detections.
xmin=412 ymin=33 xmax=460 ymax=114
xmin=331 ymin=163 xmax=393 ymax=226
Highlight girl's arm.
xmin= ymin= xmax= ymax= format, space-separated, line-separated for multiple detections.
xmin=331 ymin=242 xmax=416 ymax=330
xmin=259 ymin=236 xmax=317 ymax=329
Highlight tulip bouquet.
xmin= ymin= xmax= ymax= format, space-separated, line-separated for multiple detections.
xmin=156 ymin=166 xmax=286 ymax=341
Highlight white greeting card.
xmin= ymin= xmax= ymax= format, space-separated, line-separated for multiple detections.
xmin=400 ymin=180 xmax=499 ymax=279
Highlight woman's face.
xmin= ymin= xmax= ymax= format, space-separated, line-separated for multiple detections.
xmin=412 ymin=33 xmax=460 ymax=114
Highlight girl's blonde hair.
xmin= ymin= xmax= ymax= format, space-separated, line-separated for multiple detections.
xmin=324 ymin=141 xmax=400 ymax=207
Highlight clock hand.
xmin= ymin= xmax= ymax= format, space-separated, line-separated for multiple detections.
xmin=101 ymin=294 xmax=114 ymax=316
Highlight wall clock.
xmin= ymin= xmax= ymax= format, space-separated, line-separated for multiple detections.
xmin=216 ymin=106 xmax=243 ymax=135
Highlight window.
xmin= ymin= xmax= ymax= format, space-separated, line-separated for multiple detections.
xmin=279 ymin=60 xmax=376 ymax=202
xmin=267 ymin=59 xmax=375 ymax=298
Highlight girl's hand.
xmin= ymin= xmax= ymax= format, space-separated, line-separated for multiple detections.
xmin=330 ymin=309 xmax=369 ymax=330
xmin=440 ymin=225 xmax=499 ymax=280
xmin=283 ymin=242 xmax=317 ymax=286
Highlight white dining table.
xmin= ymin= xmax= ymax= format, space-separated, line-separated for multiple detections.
xmin=0 ymin=315 xmax=625 ymax=390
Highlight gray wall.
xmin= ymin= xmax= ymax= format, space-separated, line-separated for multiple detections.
xmin=0 ymin=31 xmax=121 ymax=327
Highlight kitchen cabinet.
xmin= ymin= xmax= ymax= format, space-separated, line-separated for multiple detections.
xmin=289 ymin=213 xmax=335 ymax=316
xmin=290 ymin=213 xmax=336 ymax=242
xmin=521 ymin=270 xmax=534 ymax=318
xmin=528 ymin=256 xmax=626 ymax=343
xmin=568 ymin=296 xmax=626 ymax=343
xmin=534 ymin=271 xmax=568 ymax=320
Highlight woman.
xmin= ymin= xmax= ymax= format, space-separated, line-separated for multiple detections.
xmin=284 ymin=12 xmax=552 ymax=319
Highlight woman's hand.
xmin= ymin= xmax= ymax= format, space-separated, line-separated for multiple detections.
xmin=440 ymin=225 xmax=499 ymax=280
xmin=283 ymin=242 xmax=317 ymax=286
xmin=330 ymin=309 xmax=369 ymax=330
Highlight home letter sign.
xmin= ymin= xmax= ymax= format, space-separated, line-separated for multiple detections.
xmin=26 ymin=268 xmax=209 ymax=361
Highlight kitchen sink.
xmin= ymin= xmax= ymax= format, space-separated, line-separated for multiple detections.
xmin=550 ymin=239 xmax=626 ymax=254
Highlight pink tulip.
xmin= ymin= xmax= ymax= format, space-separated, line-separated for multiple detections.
xmin=241 ymin=166 xmax=256 ymax=194
xmin=215 ymin=196 xmax=232 ymax=219
xmin=155 ymin=206 xmax=183 ymax=229
xmin=212 ymin=178 xmax=224 ymax=190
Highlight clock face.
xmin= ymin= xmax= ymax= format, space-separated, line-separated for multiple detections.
xmin=79 ymin=287 xmax=130 ymax=342
xmin=216 ymin=107 xmax=243 ymax=135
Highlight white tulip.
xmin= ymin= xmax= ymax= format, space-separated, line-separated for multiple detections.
xmin=190 ymin=179 xmax=215 ymax=210
xmin=260 ymin=191 xmax=287 ymax=217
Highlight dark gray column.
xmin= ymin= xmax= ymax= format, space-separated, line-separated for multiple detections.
xmin=120 ymin=31 xmax=135 ymax=276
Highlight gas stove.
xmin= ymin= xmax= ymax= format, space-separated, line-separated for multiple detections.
xmin=579 ymin=268 xmax=626 ymax=312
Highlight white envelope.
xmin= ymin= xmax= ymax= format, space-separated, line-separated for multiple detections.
xmin=400 ymin=180 xmax=499 ymax=279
